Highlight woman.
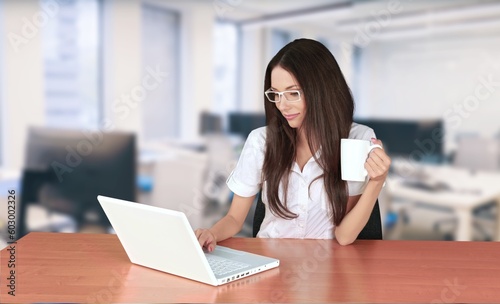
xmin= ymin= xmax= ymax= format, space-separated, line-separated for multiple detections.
xmin=196 ymin=38 xmax=391 ymax=248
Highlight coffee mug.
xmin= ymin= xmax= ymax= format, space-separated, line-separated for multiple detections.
xmin=341 ymin=139 xmax=382 ymax=182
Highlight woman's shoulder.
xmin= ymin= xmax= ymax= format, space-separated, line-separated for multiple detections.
xmin=349 ymin=122 xmax=376 ymax=140
xmin=246 ymin=126 xmax=267 ymax=147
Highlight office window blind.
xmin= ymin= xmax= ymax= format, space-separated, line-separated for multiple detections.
xmin=213 ymin=22 xmax=238 ymax=117
xmin=271 ymin=29 xmax=292 ymax=56
xmin=42 ymin=0 xmax=101 ymax=129
xmin=142 ymin=5 xmax=180 ymax=140
xmin=317 ymin=37 xmax=331 ymax=50
xmin=351 ymin=45 xmax=362 ymax=102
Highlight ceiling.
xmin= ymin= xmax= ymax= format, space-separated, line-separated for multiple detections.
xmin=215 ymin=0 xmax=500 ymax=41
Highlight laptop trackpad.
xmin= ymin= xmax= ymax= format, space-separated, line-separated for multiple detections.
xmin=209 ymin=246 xmax=245 ymax=258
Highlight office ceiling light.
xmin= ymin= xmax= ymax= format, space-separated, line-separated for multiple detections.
xmin=335 ymin=1 xmax=500 ymax=32
xmin=240 ymin=2 xmax=352 ymax=30
xmin=375 ymin=17 xmax=500 ymax=41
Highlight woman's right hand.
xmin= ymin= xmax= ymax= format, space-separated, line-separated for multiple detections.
xmin=194 ymin=194 xmax=255 ymax=252
xmin=195 ymin=228 xmax=217 ymax=252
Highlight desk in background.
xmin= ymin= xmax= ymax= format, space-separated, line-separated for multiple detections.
xmin=388 ymin=165 xmax=500 ymax=241
xmin=1 ymin=232 xmax=500 ymax=303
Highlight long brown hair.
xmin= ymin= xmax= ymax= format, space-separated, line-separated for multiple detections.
xmin=262 ymin=38 xmax=354 ymax=226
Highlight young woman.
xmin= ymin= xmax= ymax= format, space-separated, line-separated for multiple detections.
xmin=196 ymin=38 xmax=391 ymax=248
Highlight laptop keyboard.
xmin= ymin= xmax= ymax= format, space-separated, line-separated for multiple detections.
xmin=206 ymin=255 xmax=250 ymax=276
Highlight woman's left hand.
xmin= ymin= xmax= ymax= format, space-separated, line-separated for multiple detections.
xmin=365 ymin=138 xmax=391 ymax=182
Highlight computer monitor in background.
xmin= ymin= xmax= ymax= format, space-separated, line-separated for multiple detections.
xmin=18 ymin=127 xmax=136 ymax=238
xmin=354 ymin=118 xmax=444 ymax=163
xmin=228 ymin=112 xmax=266 ymax=139
xmin=453 ymin=136 xmax=500 ymax=172
xmin=199 ymin=111 xmax=223 ymax=135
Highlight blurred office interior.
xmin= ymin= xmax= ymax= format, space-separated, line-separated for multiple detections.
xmin=1 ymin=0 xmax=500 ymax=248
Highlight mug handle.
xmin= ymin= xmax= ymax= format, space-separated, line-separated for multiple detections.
xmin=363 ymin=144 xmax=383 ymax=176
xmin=367 ymin=144 xmax=382 ymax=154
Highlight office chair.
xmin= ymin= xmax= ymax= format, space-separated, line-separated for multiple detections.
xmin=18 ymin=170 xmax=47 ymax=239
xmin=434 ymin=202 xmax=497 ymax=241
xmin=18 ymin=129 xmax=136 ymax=239
xmin=252 ymin=192 xmax=383 ymax=240
xmin=17 ymin=170 xmax=79 ymax=239
xmin=453 ymin=136 xmax=500 ymax=171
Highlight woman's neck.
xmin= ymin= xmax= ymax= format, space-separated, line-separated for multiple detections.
xmin=296 ymin=127 xmax=321 ymax=156
xmin=295 ymin=128 xmax=314 ymax=172
xmin=297 ymin=127 xmax=310 ymax=149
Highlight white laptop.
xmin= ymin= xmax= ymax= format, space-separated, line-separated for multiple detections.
xmin=97 ymin=195 xmax=279 ymax=286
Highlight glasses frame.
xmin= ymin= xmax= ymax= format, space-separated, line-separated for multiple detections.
xmin=264 ymin=89 xmax=302 ymax=103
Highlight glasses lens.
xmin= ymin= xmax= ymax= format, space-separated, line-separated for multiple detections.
xmin=284 ymin=91 xmax=300 ymax=102
xmin=266 ymin=92 xmax=279 ymax=102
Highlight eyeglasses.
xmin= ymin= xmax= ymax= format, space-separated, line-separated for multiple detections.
xmin=264 ymin=89 xmax=302 ymax=103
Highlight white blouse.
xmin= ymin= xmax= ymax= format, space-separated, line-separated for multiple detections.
xmin=226 ymin=123 xmax=376 ymax=239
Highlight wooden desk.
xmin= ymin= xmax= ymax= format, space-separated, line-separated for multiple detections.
xmin=1 ymin=232 xmax=500 ymax=303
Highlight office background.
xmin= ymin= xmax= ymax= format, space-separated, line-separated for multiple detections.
xmin=1 ymin=0 xmax=500 ymax=247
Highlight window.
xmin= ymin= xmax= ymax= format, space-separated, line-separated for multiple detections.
xmin=213 ymin=22 xmax=239 ymax=119
xmin=42 ymin=0 xmax=102 ymax=129
xmin=141 ymin=4 xmax=180 ymax=140
xmin=351 ymin=45 xmax=362 ymax=102
xmin=271 ymin=29 xmax=292 ymax=56
xmin=317 ymin=37 xmax=330 ymax=50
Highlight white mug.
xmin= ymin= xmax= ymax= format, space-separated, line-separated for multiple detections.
xmin=341 ymin=139 xmax=382 ymax=182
